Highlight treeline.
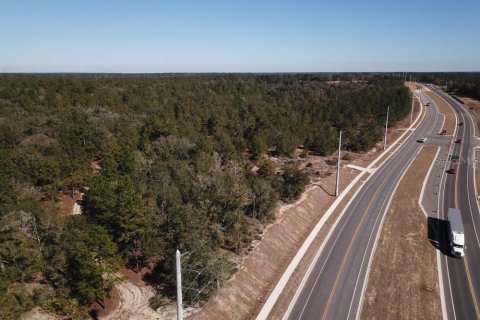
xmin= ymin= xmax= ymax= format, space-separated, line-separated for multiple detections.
xmin=417 ymin=72 xmax=480 ymax=100
xmin=0 ymin=74 xmax=410 ymax=318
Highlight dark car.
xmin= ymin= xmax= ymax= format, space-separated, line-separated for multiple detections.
xmin=455 ymin=139 xmax=462 ymax=143
xmin=447 ymin=167 xmax=456 ymax=174
xmin=458 ymin=122 xmax=464 ymax=126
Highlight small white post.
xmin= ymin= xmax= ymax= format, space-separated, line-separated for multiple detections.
xmin=176 ymin=249 xmax=183 ymax=320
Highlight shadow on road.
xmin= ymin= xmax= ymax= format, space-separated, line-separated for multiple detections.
xmin=427 ymin=217 xmax=452 ymax=256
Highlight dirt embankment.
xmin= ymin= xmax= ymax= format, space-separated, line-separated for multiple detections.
xmin=192 ymin=167 xmax=359 ymax=320
xmin=426 ymin=91 xmax=456 ymax=135
xmin=361 ymin=146 xmax=441 ymax=320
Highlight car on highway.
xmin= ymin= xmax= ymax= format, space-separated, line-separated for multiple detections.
xmin=458 ymin=122 xmax=463 ymax=126
xmin=417 ymin=137 xmax=427 ymax=143
xmin=447 ymin=166 xmax=457 ymax=174
xmin=426 ymin=102 xmax=431 ymax=106
xmin=455 ymin=139 xmax=462 ymax=143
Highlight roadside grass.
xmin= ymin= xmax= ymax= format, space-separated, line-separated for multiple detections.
xmin=426 ymin=92 xmax=456 ymax=135
xmin=361 ymin=146 xmax=441 ymax=320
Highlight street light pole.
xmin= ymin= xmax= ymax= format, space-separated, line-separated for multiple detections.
xmin=410 ymin=90 xmax=415 ymax=126
xmin=384 ymin=106 xmax=389 ymax=150
xmin=335 ymin=130 xmax=342 ymax=197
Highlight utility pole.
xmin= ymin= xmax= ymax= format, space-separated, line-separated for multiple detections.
xmin=335 ymin=130 xmax=342 ymax=197
xmin=410 ymin=94 xmax=414 ymax=126
xmin=176 ymin=250 xmax=183 ymax=320
xmin=384 ymin=106 xmax=389 ymax=150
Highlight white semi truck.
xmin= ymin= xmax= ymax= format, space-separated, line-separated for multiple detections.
xmin=448 ymin=208 xmax=465 ymax=258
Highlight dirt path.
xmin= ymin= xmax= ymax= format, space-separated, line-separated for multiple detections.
xmin=101 ymin=277 xmax=159 ymax=320
xmin=100 ymin=270 xmax=163 ymax=320
xmin=360 ymin=146 xmax=441 ymax=320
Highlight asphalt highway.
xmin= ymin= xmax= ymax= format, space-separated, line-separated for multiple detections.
xmin=286 ymin=89 xmax=444 ymax=320
xmin=427 ymin=86 xmax=480 ymax=320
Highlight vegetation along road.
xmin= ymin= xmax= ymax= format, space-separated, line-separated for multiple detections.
xmin=280 ymin=87 xmax=445 ymax=320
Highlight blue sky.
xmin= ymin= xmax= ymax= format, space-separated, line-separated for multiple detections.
xmin=1 ymin=0 xmax=479 ymax=72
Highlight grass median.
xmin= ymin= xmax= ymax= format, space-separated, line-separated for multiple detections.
xmin=426 ymin=91 xmax=456 ymax=135
xmin=361 ymin=146 xmax=441 ymax=320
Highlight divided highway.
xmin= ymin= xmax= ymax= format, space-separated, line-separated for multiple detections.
xmin=428 ymin=86 xmax=480 ymax=320
xmin=285 ymin=89 xmax=443 ymax=320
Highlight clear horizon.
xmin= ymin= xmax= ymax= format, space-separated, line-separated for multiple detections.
xmin=1 ymin=0 xmax=479 ymax=73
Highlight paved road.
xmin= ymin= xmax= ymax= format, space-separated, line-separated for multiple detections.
xmin=286 ymin=89 xmax=443 ymax=320
xmin=426 ymin=86 xmax=480 ymax=320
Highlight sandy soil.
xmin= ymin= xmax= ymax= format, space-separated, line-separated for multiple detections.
xmin=361 ymin=146 xmax=441 ymax=320
xmin=426 ymin=91 xmax=456 ymax=135
xmin=100 ymin=269 xmax=162 ymax=320
xmin=59 ymin=191 xmax=83 ymax=216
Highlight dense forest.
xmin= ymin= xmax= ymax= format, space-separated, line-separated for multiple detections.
xmin=417 ymin=72 xmax=480 ymax=100
xmin=0 ymin=74 xmax=410 ymax=319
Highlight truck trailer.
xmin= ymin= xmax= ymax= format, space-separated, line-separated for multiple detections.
xmin=448 ymin=208 xmax=465 ymax=258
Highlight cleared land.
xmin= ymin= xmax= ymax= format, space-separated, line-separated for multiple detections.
xmin=426 ymin=91 xmax=456 ymax=135
xmin=361 ymin=146 xmax=441 ymax=320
